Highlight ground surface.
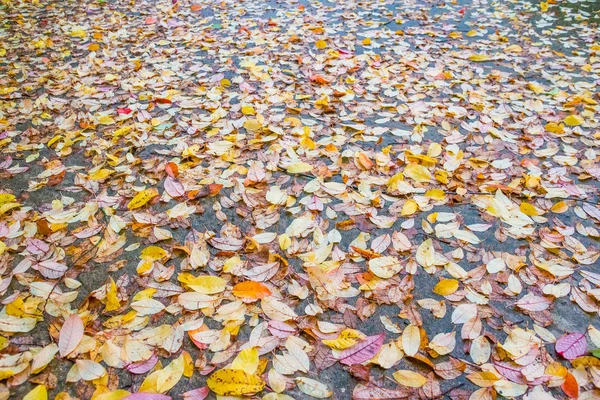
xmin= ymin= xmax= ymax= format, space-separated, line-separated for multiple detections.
xmin=1 ymin=0 xmax=600 ymax=399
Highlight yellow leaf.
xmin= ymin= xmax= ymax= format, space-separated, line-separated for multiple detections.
xmin=361 ymin=38 xmax=371 ymax=45
xmin=241 ymin=105 xmax=255 ymax=115
xmin=139 ymin=354 xmax=184 ymax=393
xmin=469 ymin=54 xmax=490 ymax=62
xmin=520 ymin=202 xmax=539 ymax=216
xmin=504 ymin=44 xmax=523 ymax=53
xmin=467 ymin=371 xmax=500 ymax=387
xmin=0 ymin=194 xmax=16 ymax=205
xmin=0 ymin=202 xmax=20 ymax=215
xmin=393 ymin=370 xmax=427 ymax=388
xmin=286 ymin=162 xmax=313 ymax=174
xmin=404 ymin=163 xmax=431 ymax=183
xmin=88 ymin=169 xmax=113 ymax=181
xmin=550 ymin=201 xmax=568 ymax=214
xmin=402 ymin=324 xmax=420 ymax=357
xmin=232 ymin=347 xmax=259 ymax=374
xmin=466 ymin=30 xmax=477 ymax=37
xmin=564 ymin=115 xmax=584 ymax=126
xmin=243 ymin=119 xmax=262 ymax=131
xmin=425 ymin=189 xmax=446 ymax=200
xmin=279 ymin=234 xmax=291 ymax=250
xmin=433 ymin=279 xmax=459 ymax=296
xmin=24 ymin=385 xmax=47 ymax=400
xmin=127 ymin=188 xmax=159 ymax=210
xmin=448 ymin=32 xmax=462 ymax=39
xmin=401 ymin=200 xmax=418 ymax=216
xmin=88 ymin=43 xmax=100 ymax=51
xmin=315 ymin=40 xmax=327 ymax=49
xmin=105 ymin=278 xmax=120 ymax=312
xmin=97 ymin=115 xmax=115 ymax=125
xmin=207 ymin=368 xmax=265 ymax=396
xmin=322 ymin=329 xmax=364 ymax=350
xmin=187 ymin=275 xmax=227 ymax=294
xmin=93 ymin=390 xmax=131 ymax=400
xmin=540 ymin=1 xmax=548 ymax=12
xmin=140 ymin=246 xmax=168 ymax=261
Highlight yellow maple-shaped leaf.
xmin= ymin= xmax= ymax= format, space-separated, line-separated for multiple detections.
xmin=433 ymin=279 xmax=459 ymax=296
xmin=207 ymin=368 xmax=265 ymax=396
xmin=540 ymin=1 xmax=548 ymax=12
xmin=393 ymin=370 xmax=427 ymax=388
xmin=105 ymin=278 xmax=121 ymax=312
xmin=127 ymin=188 xmax=159 ymax=210
xmin=187 ymin=275 xmax=227 ymax=294
xmin=88 ymin=169 xmax=113 ymax=181
xmin=232 ymin=347 xmax=259 ymax=374
xmin=23 ymin=385 xmax=47 ymax=400
xmin=286 ymin=162 xmax=313 ymax=174
xmin=139 ymin=354 xmax=184 ymax=393
xmin=564 ymin=115 xmax=584 ymax=126
xmin=140 ymin=246 xmax=168 ymax=261
xmin=469 ymin=54 xmax=490 ymax=62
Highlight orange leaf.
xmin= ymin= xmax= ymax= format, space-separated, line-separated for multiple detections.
xmin=165 ymin=162 xmax=179 ymax=178
xmin=233 ymin=281 xmax=272 ymax=300
xmin=561 ymin=372 xmax=579 ymax=398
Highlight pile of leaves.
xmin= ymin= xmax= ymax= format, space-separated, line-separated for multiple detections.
xmin=1 ymin=0 xmax=600 ymax=398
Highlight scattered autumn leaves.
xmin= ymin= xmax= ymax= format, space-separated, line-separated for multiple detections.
xmin=1 ymin=0 xmax=600 ymax=399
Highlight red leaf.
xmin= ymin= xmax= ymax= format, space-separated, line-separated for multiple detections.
xmin=59 ymin=314 xmax=84 ymax=357
xmin=338 ymin=333 xmax=385 ymax=365
xmin=555 ymin=332 xmax=587 ymax=360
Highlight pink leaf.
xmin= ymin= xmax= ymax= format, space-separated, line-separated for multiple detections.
xmin=182 ymin=387 xmax=210 ymax=400
xmin=26 ymin=238 xmax=49 ymax=255
xmin=556 ymin=332 xmax=587 ymax=360
xmin=338 ymin=333 xmax=385 ymax=365
xmin=37 ymin=260 xmax=68 ymax=279
xmin=267 ymin=320 xmax=296 ymax=338
xmin=164 ymin=177 xmax=185 ymax=198
xmin=493 ymin=361 xmax=525 ymax=384
xmin=126 ymin=354 xmax=158 ymax=374
xmin=515 ymin=293 xmax=551 ymax=312
xmin=59 ymin=314 xmax=84 ymax=357
xmin=124 ymin=394 xmax=171 ymax=400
